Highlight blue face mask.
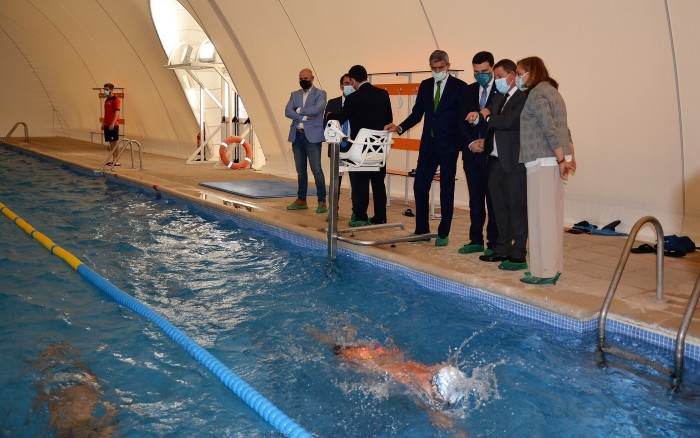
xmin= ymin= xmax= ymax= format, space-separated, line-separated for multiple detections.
xmin=104 ymin=89 xmax=111 ymax=96
xmin=474 ymin=72 xmax=493 ymax=87
xmin=432 ymin=70 xmax=447 ymax=82
xmin=494 ymin=77 xmax=510 ymax=94
xmin=343 ymin=85 xmax=355 ymax=96
xmin=515 ymin=72 xmax=529 ymax=91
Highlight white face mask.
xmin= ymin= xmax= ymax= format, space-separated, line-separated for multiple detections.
xmin=432 ymin=70 xmax=447 ymax=82
xmin=343 ymin=85 xmax=355 ymax=96
xmin=515 ymin=72 xmax=529 ymax=91
xmin=495 ymin=77 xmax=511 ymax=94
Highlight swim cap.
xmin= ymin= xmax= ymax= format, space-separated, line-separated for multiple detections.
xmin=432 ymin=365 xmax=468 ymax=406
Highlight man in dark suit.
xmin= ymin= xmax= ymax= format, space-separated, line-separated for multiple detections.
xmin=385 ymin=50 xmax=468 ymax=246
xmin=459 ymin=51 xmax=499 ymax=255
xmin=466 ymin=59 xmax=528 ymax=270
xmin=324 ymin=74 xmax=353 ymax=194
xmin=328 ymin=65 xmax=393 ymax=227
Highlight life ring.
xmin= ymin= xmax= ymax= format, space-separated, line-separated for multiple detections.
xmin=219 ymin=136 xmax=253 ymax=170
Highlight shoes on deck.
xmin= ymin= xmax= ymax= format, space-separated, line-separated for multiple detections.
xmin=348 ymin=219 xmax=370 ymax=227
xmin=287 ymin=200 xmax=308 ymax=210
xmin=458 ymin=242 xmax=484 ymax=254
xmin=520 ymin=271 xmax=561 ymax=285
xmin=316 ymin=202 xmax=328 ymax=214
xmin=499 ymin=258 xmax=528 ymax=271
xmin=435 ymin=236 xmax=449 ymax=247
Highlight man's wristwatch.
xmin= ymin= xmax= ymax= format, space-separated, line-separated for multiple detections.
xmin=397 ymin=126 xmax=403 ymax=135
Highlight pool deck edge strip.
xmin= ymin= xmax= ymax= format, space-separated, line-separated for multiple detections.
xmin=0 ymin=199 xmax=313 ymax=438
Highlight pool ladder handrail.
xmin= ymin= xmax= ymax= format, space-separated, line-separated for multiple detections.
xmin=598 ymin=215 xmax=699 ymax=389
xmin=101 ymin=138 xmax=143 ymax=171
xmin=4 ymin=122 xmax=29 ymax=143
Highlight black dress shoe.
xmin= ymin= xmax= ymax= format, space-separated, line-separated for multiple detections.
xmin=479 ymin=253 xmax=508 ymax=262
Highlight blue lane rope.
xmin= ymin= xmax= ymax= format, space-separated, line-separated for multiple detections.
xmin=0 ymin=201 xmax=312 ymax=438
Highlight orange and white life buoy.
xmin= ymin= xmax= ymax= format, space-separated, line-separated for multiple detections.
xmin=219 ymin=136 xmax=253 ymax=170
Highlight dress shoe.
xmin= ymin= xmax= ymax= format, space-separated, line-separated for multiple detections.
xmin=479 ymin=253 xmax=507 ymax=262
xmin=369 ymin=216 xmax=387 ymax=225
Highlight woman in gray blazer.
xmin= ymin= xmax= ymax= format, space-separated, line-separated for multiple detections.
xmin=516 ymin=56 xmax=576 ymax=285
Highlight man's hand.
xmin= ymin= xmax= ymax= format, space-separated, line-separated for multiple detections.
xmin=470 ymin=139 xmax=485 ymax=153
xmin=384 ymin=123 xmax=400 ymax=133
xmin=465 ymin=112 xmax=479 ymax=123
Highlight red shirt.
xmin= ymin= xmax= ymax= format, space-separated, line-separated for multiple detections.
xmin=104 ymin=95 xmax=121 ymax=127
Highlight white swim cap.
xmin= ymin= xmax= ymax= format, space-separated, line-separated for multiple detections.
xmin=432 ymin=365 xmax=468 ymax=406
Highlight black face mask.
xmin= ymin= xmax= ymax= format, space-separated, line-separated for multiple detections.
xmin=299 ymin=80 xmax=312 ymax=90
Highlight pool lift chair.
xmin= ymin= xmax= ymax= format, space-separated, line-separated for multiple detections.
xmin=324 ymin=120 xmax=435 ymax=260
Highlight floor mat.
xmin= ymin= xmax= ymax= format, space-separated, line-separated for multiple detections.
xmin=200 ymin=180 xmax=316 ymax=198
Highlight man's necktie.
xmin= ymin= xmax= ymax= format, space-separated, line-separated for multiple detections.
xmin=496 ymin=93 xmax=509 ymax=115
xmin=432 ymin=81 xmax=442 ymax=137
xmin=486 ymin=93 xmax=510 ymax=155
xmin=479 ymin=85 xmax=488 ymax=110
xmin=433 ymin=81 xmax=442 ymax=112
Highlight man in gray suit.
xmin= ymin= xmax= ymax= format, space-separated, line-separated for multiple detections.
xmin=285 ymin=67 xmax=328 ymax=213
xmin=467 ymin=59 xmax=528 ymax=270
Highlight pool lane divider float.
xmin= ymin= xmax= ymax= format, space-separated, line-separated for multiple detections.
xmin=0 ymin=201 xmax=312 ymax=438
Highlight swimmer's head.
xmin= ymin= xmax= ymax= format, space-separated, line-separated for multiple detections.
xmin=432 ymin=365 xmax=469 ymax=406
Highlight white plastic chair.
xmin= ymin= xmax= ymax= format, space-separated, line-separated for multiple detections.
xmin=324 ymin=120 xmax=393 ymax=172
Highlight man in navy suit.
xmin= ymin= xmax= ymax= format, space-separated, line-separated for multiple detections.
xmin=459 ymin=51 xmax=499 ymax=255
xmin=385 ymin=50 xmax=468 ymax=246
xmin=285 ymin=68 xmax=328 ymax=213
xmin=329 ymin=65 xmax=393 ymax=226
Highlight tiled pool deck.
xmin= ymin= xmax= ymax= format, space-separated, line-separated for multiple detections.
xmin=3 ymin=137 xmax=699 ymax=363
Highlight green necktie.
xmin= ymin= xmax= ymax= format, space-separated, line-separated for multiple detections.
xmin=432 ymin=80 xmax=442 ymax=137
xmin=433 ymin=80 xmax=442 ymax=112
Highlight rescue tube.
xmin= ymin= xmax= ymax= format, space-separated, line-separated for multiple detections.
xmin=219 ymin=136 xmax=252 ymax=170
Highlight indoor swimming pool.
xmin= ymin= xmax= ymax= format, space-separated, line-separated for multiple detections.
xmin=1 ymin=146 xmax=699 ymax=437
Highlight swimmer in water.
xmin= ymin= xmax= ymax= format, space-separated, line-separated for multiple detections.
xmin=309 ymin=327 xmax=469 ymax=436
xmin=30 ymin=342 xmax=119 ymax=437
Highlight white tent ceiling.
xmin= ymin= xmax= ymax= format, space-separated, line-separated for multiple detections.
xmin=1 ymin=0 xmax=698 ymax=240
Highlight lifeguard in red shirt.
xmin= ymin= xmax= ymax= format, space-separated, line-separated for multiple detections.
xmin=102 ymin=83 xmax=122 ymax=166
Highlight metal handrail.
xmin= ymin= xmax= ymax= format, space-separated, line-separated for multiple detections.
xmin=673 ymin=272 xmax=700 ymax=384
xmin=598 ymin=216 xmax=665 ymax=347
xmin=4 ymin=122 xmax=29 ymax=143
xmin=101 ymin=138 xmax=143 ymax=171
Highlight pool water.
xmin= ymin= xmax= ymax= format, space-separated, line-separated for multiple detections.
xmin=0 ymin=146 xmax=699 ymax=437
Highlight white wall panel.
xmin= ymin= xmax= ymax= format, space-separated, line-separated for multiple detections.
xmin=0 ymin=0 xmax=696 ymax=239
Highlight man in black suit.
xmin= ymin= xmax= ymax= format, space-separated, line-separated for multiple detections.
xmin=466 ymin=59 xmax=528 ymax=270
xmin=328 ymin=65 xmax=393 ymax=227
xmin=385 ymin=50 xmax=468 ymax=246
xmin=459 ymin=51 xmax=499 ymax=255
